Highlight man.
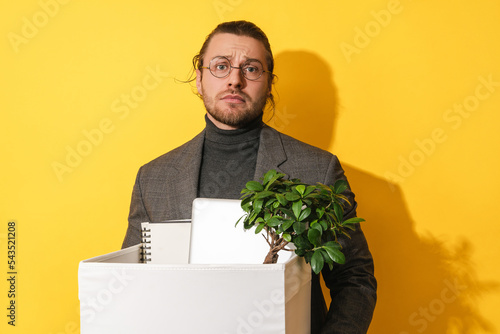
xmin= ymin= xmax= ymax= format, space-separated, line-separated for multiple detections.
xmin=122 ymin=20 xmax=377 ymax=334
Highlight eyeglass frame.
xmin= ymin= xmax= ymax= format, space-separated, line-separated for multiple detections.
xmin=200 ymin=56 xmax=271 ymax=81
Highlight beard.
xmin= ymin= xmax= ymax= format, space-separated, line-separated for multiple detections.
xmin=202 ymin=89 xmax=267 ymax=128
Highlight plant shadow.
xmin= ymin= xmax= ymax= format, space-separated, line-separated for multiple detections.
xmin=269 ymin=50 xmax=498 ymax=333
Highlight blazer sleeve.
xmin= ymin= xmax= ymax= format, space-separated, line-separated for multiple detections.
xmin=121 ymin=167 xmax=151 ymax=248
xmin=320 ymin=156 xmax=377 ymax=334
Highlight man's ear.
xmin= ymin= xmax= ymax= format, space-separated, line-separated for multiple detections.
xmin=196 ymin=69 xmax=203 ymax=96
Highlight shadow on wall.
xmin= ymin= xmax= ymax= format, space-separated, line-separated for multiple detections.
xmin=270 ymin=50 xmax=498 ymax=334
xmin=265 ymin=50 xmax=338 ymax=151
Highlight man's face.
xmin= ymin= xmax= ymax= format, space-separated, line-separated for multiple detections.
xmin=196 ymin=33 xmax=271 ymax=130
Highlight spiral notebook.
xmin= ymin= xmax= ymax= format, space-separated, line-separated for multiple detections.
xmin=141 ymin=220 xmax=191 ymax=264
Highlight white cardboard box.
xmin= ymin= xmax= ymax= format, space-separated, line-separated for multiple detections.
xmin=78 ymin=244 xmax=311 ymax=334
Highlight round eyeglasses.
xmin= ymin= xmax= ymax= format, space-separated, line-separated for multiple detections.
xmin=201 ymin=56 xmax=270 ymax=81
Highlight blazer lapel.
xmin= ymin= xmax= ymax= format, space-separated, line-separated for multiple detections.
xmin=168 ymin=130 xmax=205 ymax=218
xmin=254 ymin=126 xmax=288 ymax=180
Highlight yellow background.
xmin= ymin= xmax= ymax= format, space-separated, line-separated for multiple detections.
xmin=2 ymin=0 xmax=499 ymax=333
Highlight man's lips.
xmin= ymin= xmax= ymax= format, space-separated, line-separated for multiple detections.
xmin=221 ymin=94 xmax=246 ymax=104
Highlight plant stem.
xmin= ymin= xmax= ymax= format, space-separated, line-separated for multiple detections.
xmin=263 ymin=238 xmax=290 ymax=264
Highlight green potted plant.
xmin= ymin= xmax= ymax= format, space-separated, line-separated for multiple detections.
xmin=237 ymin=169 xmax=364 ymax=274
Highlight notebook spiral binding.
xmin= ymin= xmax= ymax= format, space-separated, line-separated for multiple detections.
xmin=141 ymin=226 xmax=152 ymax=263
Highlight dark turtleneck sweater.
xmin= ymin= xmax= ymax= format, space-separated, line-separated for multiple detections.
xmin=198 ymin=115 xmax=263 ymax=199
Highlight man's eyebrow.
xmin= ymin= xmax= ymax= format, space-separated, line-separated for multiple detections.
xmin=217 ymin=55 xmax=261 ymax=63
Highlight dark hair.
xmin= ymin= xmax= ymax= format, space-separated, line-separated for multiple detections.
xmin=192 ymin=20 xmax=276 ymax=112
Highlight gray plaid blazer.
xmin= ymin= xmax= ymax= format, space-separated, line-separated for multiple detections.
xmin=122 ymin=125 xmax=376 ymax=334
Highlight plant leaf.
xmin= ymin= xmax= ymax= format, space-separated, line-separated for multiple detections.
xmin=303 ymin=185 xmax=316 ymax=197
xmin=293 ymin=221 xmax=307 ymax=235
xmin=319 ymin=219 xmax=329 ymax=231
xmin=285 ymin=192 xmax=301 ymax=202
xmin=310 ymin=220 xmax=323 ymax=232
xmin=262 ymin=169 xmax=276 ymax=185
xmin=295 ymin=185 xmax=306 ymax=195
xmin=304 ymin=250 xmax=313 ymax=264
xmin=343 ymin=224 xmax=356 ymax=231
xmin=320 ymin=248 xmax=331 ymax=264
xmin=276 ymin=193 xmax=288 ymax=206
xmin=265 ymin=198 xmax=277 ymax=207
xmin=333 ymin=202 xmax=343 ymax=223
xmin=255 ymin=222 xmax=265 ymax=234
xmin=235 ymin=215 xmax=245 ymax=227
xmin=265 ymin=173 xmax=285 ymax=191
xmin=311 ymin=249 xmax=324 ymax=274
xmin=292 ymin=199 xmax=303 ymax=219
xmin=342 ymin=217 xmax=365 ymax=225
xmin=293 ymin=234 xmax=313 ymax=249
xmin=323 ymin=241 xmax=341 ymax=248
xmin=324 ymin=246 xmax=346 ymax=264
xmin=241 ymin=197 xmax=252 ymax=210
xmin=282 ymin=219 xmax=294 ymax=231
xmin=280 ymin=208 xmax=294 ymax=219
xmin=333 ymin=179 xmax=348 ymax=194
xmin=298 ymin=207 xmax=311 ymax=221
xmin=295 ymin=248 xmax=305 ymax=257
xmin=248 ymin=211 xmax=258 ymax=224
xmin=267 ymin=216 xmax=282 ymax=227
xmin=255 ymin=190 xmax=275 ymax=199
xmin=283 ymin=233 xmax=292 ymax=242
xmin=308 ymin=228 xmax=321 ymax=247
xmin=246 ymin=181 xmax=264 ymax=192
xmin=316 ymin=207 xmax=325 ymax=219
xmin=254 ymin=199 xmax=264 ymax=214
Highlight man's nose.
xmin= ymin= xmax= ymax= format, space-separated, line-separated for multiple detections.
xmin=227 ymin=66 xmax=245 ymax=88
